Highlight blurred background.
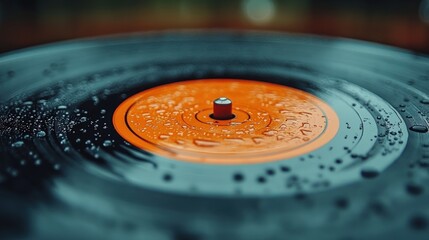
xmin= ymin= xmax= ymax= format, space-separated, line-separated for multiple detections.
xmin=0 ymin=0 xmax=429 ymax=54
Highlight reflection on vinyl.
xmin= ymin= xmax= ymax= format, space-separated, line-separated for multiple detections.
xmin=0 ymin=32 xmax=429 ymax=240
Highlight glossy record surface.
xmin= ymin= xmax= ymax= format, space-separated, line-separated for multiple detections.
xmin=0 ymin=31 xmax=428 ymax=239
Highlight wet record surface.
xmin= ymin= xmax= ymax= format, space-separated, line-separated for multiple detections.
xmin=112 ymin=79 xmax=340 ymax=164
xmin=0 ymin=31 xmax=429 ymax=239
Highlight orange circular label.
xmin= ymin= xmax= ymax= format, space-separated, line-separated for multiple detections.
xmin=113 ymin=79 xmax=339 ymax=164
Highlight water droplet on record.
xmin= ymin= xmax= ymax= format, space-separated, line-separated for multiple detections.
xmin=11 ymin=141 xmax=24 ymax=147
xmin=36 ymin=131 xmax=46 ymax=138
xmin=360 ymin=168 xmax=379 ymax=179
xmin=409 ymin=125 xmax=428 ymax=133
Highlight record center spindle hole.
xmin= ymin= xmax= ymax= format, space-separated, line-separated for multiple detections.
xmin=210 ymin=97 xmax=235 ymax=120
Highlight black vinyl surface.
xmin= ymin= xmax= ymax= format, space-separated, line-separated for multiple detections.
xmin=0 ymin=31 xmax=429 ymax=240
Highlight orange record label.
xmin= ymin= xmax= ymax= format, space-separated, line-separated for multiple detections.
xmin=113 ymin=79 xmax=339 ymax=164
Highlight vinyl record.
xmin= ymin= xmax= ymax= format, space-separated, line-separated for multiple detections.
xmin=0 ymin=31 xmax=429 ymax=240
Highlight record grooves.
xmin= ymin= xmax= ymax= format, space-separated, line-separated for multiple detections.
xmin=0 ymin=32 xmax=429 ymax=240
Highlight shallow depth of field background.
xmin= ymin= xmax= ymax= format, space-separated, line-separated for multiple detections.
xmin=1 ymin=0 xmax=429 ymax=54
